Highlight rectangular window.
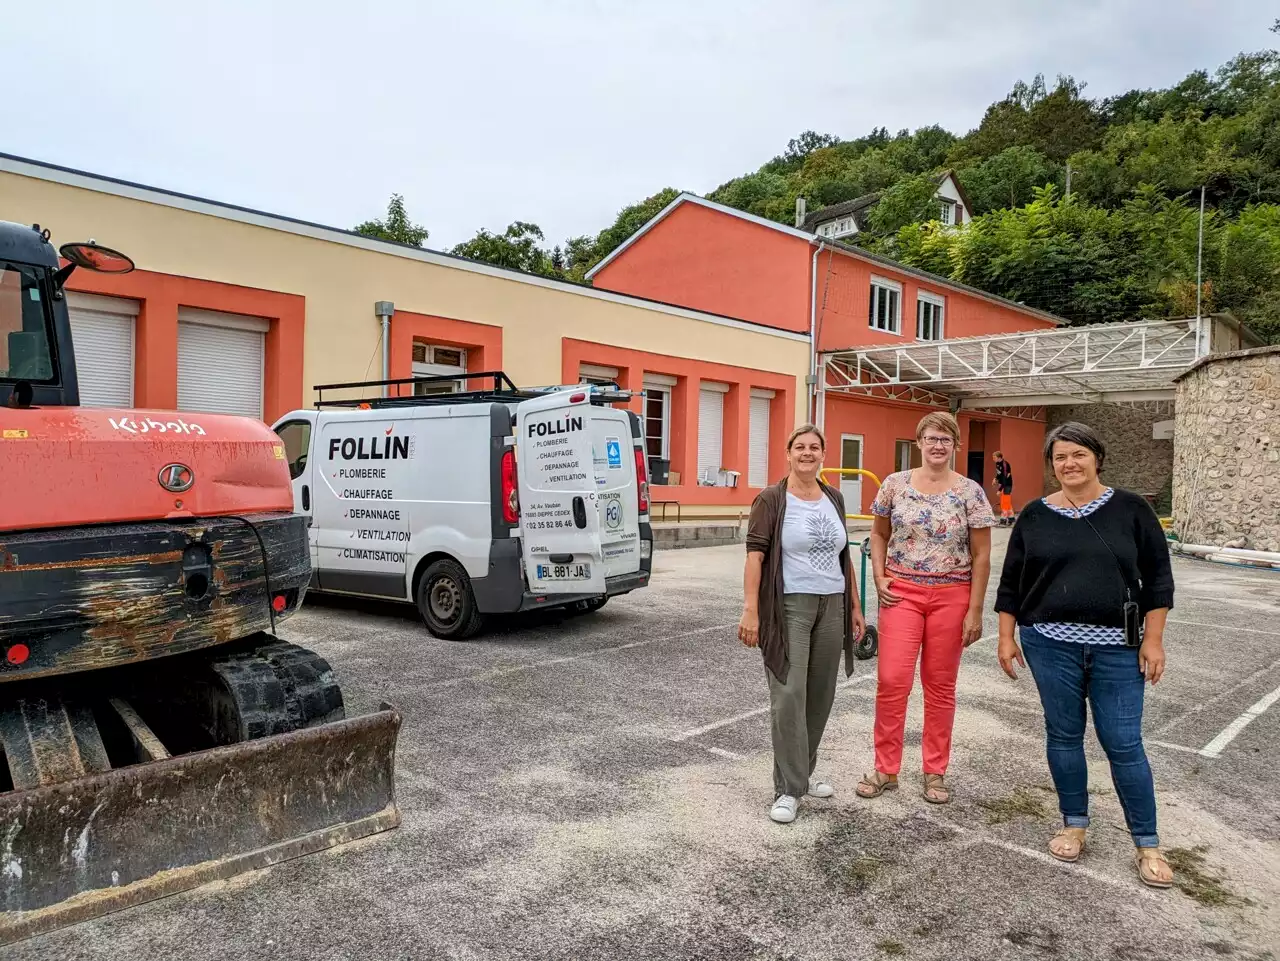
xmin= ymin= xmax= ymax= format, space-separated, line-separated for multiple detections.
xmin=868 ymin=278 xmax=902 ymax=334
xmin=412 ymin=342 xmax=467 ymax=395
xmin=644 ymin=387 xmax=670 ymax=461
xmin=938 ymin=199 xmax=956 ymax=225
xmin=917 ymin=293 xmax=945 ymax=341
xmin=748 ymin=391 xmax=772 ymax=488
xmin=697 ymin=384 xmax=727 ymax=484
xmin=895 ymin=439 xmax=921 ymax=472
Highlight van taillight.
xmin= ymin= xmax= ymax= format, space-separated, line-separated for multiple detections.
xmin=634 ymin=447 xmax=650 ymax=514
xmin=502 ymin=449 xmax=519 ymax=523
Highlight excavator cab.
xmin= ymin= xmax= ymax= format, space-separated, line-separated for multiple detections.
xmin=0 ymin=222 xmax=400 ymax=947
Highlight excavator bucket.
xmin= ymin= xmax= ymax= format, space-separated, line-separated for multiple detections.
xmin=0 ymin=705 xmax=401 ymax=947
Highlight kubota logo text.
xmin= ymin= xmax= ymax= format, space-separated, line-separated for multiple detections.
xmin=109 ymin=417 xmax=207 ymax=436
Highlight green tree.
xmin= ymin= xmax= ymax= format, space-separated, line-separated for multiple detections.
xmin=957 ymin=146 xmax=1063 ymax=214
xmin=353 ymin=193 xmax=429 ymax=246
xmin=451 ymin=221 xmax=554 ymax=276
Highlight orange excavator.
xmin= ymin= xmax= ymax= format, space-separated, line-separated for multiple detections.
xmin=0 ymin=221 xmax=400 ymax=946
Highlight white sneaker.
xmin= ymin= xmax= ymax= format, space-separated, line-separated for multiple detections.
xmin=808 ymin=779 xmax=834 ymax=799
xmin=770 ymin=794 xmax=798 ymax=823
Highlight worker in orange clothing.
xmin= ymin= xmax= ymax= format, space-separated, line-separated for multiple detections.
xmin=993 ymin=451 xmax=1014 ymax=526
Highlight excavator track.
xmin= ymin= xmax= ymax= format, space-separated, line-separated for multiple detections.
xmin=0 ymin=635 xmax=400 ymax=947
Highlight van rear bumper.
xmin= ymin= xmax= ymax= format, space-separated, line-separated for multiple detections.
xmin=517 ymin=570 xmax=650 ymax=612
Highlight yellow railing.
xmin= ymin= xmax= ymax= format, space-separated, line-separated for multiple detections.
xmin=819 ymin=467 xmax=883 ymax=522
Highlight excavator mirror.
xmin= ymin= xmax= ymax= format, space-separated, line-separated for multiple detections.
xmin=58 ymin=241 xmax=135 ymax=274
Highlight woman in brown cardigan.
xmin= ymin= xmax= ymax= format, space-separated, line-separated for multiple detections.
xmin=738 ymin=424 xmax=866 ymax=824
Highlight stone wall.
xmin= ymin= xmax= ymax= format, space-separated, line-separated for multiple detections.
xmin=1172 ymin=346 xmax=1280 ymax=552
xmin=1044 ymin=403 xmax=1174 ymax=508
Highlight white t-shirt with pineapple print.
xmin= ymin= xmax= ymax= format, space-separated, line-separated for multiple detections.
xmin=780 ymin=492 xmax=846 ymax=596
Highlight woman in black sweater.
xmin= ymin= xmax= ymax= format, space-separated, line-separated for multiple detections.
xmin=995 ymin=421 xmax=1175 ymax=890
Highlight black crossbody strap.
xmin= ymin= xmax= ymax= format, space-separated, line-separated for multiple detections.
xmin=1063 ymin=493 xmax=1132 ymax=602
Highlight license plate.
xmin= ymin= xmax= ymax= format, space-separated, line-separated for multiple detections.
xmin=536 ymin=562 xmax=591 ymax=581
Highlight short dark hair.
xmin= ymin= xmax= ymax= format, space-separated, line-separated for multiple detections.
xmin=1043 ymin=421 xmax=1106 ymax=472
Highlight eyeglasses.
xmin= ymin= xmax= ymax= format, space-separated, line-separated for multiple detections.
xmin=921 ymin=436 xmax=955 ymax=448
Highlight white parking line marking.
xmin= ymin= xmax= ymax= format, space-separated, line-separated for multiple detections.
xmin=1200 ymin=682 xmax=1280 ymax=758
xmin=705 ymin=747 xmax=747 ymax=761
xmin=1147 ymin=739 xmax=1201 ymax=755
xmin=671 ymin=675 xmax=874 ymax=742
xmin=1155 ymin=653 xmax=1280 ymax=736
xmin=1167 ymin=619 xmax=1280 ymax=638
xmin=427 ymin=622 xmax=736 ymax=689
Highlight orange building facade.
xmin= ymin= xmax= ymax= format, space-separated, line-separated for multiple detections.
xmin=589 ymin=194 xmax=1065 ymax=512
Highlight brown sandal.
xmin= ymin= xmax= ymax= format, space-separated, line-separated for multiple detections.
xmin=856 ymin=771 xmax=898 ymax=798
xmin=922 ymin=773 xmax=951 ymax=805
xmin=1048 ymin=827 xmax=1087 ymax=862
xmin=1135 ymin=848 xmax=1174 ymax=889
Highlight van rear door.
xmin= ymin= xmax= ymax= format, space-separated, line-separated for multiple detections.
xmin=587 ymin=407 xmax=642 ymax=578
xmin=515 ymin=390 xmax=605 ymax=594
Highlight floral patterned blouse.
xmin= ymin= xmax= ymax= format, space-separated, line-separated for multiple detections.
xmin=870 ymin=470 xmax=997 ymax=585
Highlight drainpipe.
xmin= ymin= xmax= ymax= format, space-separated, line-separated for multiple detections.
xmin=809 ymin=241 xmax=826 ymax=424
xmin=374 ymin=301 xmax=394 ymax=397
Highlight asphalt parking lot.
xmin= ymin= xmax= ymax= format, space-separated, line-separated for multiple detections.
xmin=13 ymin=532 xmax=1280 ymax=961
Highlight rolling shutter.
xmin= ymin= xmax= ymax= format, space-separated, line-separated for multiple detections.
xmin=748 ymin=392 xmax=771 ymax=488
xmin=697 ymin=385 xmax=725 ymax=483
xmin=66 ymin=292 xmax=138 ymax=408
xmin=177 ymin=308 xmax=267 ymax=419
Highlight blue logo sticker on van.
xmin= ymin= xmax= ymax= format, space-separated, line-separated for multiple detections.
xmin=606 ymin=437 xmax=623 ymax=470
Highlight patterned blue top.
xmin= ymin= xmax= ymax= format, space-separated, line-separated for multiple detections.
xmin=1034 ymin=488 xmax=1135 ymax=646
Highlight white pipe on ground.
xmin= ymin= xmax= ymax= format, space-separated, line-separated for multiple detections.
xmin=1173 ymin=543 xmax=1280 ymax=564
xmin=1205 ymin=553 xmax=1280 ymax=570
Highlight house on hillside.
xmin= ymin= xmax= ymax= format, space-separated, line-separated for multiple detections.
xmin=798 ymin=169 xmax=973 ymax=238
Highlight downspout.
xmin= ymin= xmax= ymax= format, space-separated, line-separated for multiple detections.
xmin=374 ymin=301 xmax=395 ymax=397
xmin=809 ymin=241 xmax=826 ymax=425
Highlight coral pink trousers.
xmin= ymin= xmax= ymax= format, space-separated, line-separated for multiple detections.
xmin=874 ymin=578 xmax=972 ymax=776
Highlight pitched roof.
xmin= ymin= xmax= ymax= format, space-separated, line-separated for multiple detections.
xmin=800 ymin=169 xmax=974 ymax=232
xmin=584 ymin=193 xmax=1064 ymax=327
xmin=799 ymin=192 xmax=880 ymax=232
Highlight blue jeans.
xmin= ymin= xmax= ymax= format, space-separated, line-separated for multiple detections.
xmin=1019 ymin=626 xmax=1159 ymax=848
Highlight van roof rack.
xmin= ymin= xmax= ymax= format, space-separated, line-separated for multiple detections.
xmin=311 ymin=371 xmax=633 ymax=410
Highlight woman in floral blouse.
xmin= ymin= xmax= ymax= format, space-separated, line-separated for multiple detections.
xmin=857 ymin=412 xmax=996 ymax=804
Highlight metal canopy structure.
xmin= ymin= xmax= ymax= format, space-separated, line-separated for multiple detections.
xmin=821 ymin=318 xmax=1208 ymax=411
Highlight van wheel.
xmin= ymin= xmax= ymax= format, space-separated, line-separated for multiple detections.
xmin=417 ymin=559 xmax=484 ymax=640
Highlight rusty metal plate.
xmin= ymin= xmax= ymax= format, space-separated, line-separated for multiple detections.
xmin=0 ymin=706 xmax=401 ymax=946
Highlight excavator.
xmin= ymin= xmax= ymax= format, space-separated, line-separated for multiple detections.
xmin=0 ymin=220 xmax=401 ymax=946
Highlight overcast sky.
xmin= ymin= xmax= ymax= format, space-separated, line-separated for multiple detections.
xmin=5 ymin=1 xmax=1271 ymax=250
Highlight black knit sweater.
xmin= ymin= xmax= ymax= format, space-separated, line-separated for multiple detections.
xmin=994 ymin=487 xmax=1175 ymax=627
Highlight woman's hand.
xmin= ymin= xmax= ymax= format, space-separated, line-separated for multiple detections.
xmin=998 ymin=634 xmax=1025 ymax=679
xmin=851 ymin=608 xmax=866 ymax=640
xmin=962 ymin=608 xmax=984 ymax=646
xmin=874 ymin=576 xmax=903 ymax=607
xmin=738 ymin=607 xmax=760 ymax=648
xmin=1139 ymin=635 xmax=1166 ymax=685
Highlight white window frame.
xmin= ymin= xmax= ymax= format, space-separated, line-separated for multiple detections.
xmin=917 ymin=291 xmax=945 ymax=341
xmin=642 ymin=375 xmax=673 ymax=463
xmin=868 ymin=276 xmax=903 ymax=335
xmin=938 ymin=198 xmax=956 ymax=226
xmin=411 ymin=342 xmax=467 ymax=394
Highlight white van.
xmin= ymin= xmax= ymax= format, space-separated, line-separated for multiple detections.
xmin=271 ymin=375 xmax=652 ymax=639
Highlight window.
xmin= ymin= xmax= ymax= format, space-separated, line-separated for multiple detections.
xmin=748 ymin=390 xmax=772 ymax=488
xmin=644 ymin=389 xmax=670 ymax=461
xmin=917 ymin=293 xmax=945 ymax=341
xmin=275 ymin=421 xmax=312 ymax=480
xmin=412 ymin=342 xmax=467 ymax=395
xmin=580 ymin=363 xmax=619 ymax=388
xmin=938 ymin=199 xmax=956 ymax=225
xmin=868 ymin=278 xmax=902 ymax=334
xmin=697 ymin=383 xmax=727 ymax=484
xmin=895 ymin=439 xmax=921 ymax=472
xmin=0 ymin=260 xmax=55 ymax=384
